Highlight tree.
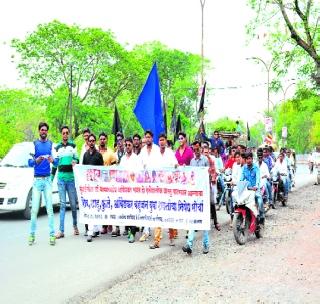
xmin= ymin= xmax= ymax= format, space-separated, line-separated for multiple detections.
xmin=0 ymin=89 xmax=45 ymax=157
xmin=11 ymin=20 xmax=127 ymax=136
xmin=272 ymin=85 xmax=320 ymax=152
xmin=247 ymin=0 xmax=320 ymax=88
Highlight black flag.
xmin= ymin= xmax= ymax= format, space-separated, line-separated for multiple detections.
xmin=198 ymin=81 xmax=206 ymax=114
xmin=195 ymin=120 xmax=206 ymax=141
xmin=174 ymin=114 xmax=182 ymax=142
xmin=163 ymin=98 xmax=167 ymax=135
xmin=112 ymin=105 xmax=122 ymax=140
xmin=170 ymin=104 xmax=177 ymax=133
xmin=247 ymin=122 xmax=251 ymax=141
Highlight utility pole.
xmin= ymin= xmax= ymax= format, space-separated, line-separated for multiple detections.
xmin=200 ymin=0 xmax=206 ymax=86
xmin=69 ymin=64 xmax=73 ymax=138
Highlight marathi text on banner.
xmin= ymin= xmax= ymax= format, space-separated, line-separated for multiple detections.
xmin=74 ymin=165 xmax=210 ymax=230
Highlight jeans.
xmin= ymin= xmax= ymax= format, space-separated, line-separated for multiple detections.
xmin=262 ymin=179 xmax=272 ymax=203
xmin=281 ymin=176 xmax=289 ymax=196
xmin=187 ymin=230 xmax=209 ymax=250
xmin=58 ymin=179 xmax=78 ymax=232
xmin=30 ymin=177 xmax=54 ymax=237
xmin=255 ymin=191 xmax=264 ymax=219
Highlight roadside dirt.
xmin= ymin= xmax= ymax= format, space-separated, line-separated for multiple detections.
xmin=88 ymin=184 xmax=320 ymax=304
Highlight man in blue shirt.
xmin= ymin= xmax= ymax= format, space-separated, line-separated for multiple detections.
xmin=201 ymin=130 xmax=225 ymax=156
xmin=240 ymin=152 xmax=265 ymax=224
xmin=28 ymin=122 xmax=58 ymax=246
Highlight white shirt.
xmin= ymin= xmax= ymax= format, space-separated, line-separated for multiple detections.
xmin=119 ymin=152 xmax=142 ymax=171
xmin=159 ymin=147 xmax=178 ymax=168
xmin=274 ymin=159 xmax=289 ymax=175
xmin=140 ymin=144 xmax=162 ymax=169
xmin=232 ymin=163 xmax=243 ymax=184
xmin=214 ymin=156 xmax=224 ymax=172
xmin=257 ymin=161 xmax=270 ymax=185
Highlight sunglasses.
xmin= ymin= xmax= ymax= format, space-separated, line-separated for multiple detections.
xmin=62 ymin=131 xmax=69 ymax=135
xmin=40 ymin=129 xmax=48 ymax=132
xmin=125 ymin=144 xmax=132 ymax=147
xmin=178 ymin=137 xmax=184 ymax=140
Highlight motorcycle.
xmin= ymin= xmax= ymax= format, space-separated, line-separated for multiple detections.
xmin=271 ymin=168 xmax=286 ymax=207
xmin=217 ymin=168 xmax=233 ymax=214
xmin=232 ymin=181 xmax=263 ymax=245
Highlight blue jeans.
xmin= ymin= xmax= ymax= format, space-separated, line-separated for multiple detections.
xmin=261 ymin=179 xmax=272 ymax=203
xmin=255 ymin=191 xmax=264 ymax=219
xmin=281 ymin=176 xmax=289 ymax=196
xmin=187 ymin=230 xmax=209 ymax=249
xmin=30 ymin=177 xmax=54 ymax=237
xmin=58 ymin=179 xmax=78 ymax=232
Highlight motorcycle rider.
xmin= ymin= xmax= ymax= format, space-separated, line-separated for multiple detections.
xmin=256 ymin=148 xmax=274 ymax=209
xmin=274 ymin=151 xmax=289 ymax=201
xmin=240 ymin=152 xmax=265 ymax=225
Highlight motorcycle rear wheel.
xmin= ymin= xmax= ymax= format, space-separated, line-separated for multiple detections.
xmin=233 ymin=212 xmax=248 ymax=245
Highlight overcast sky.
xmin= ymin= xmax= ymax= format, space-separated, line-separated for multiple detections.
xmin=0 ymin=0 xmax=295 ymax=124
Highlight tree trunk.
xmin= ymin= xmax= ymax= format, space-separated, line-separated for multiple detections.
xmin=74 ymin=113 xmax=80 ymax=138
xmin=313 ymin=63 xmax=320 ymax=88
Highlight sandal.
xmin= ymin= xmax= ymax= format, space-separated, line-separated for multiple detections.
xmin=73 ymin=226 xmax=79 ymax=235
xmin=55 ymin=231 xmax=65 ymax=239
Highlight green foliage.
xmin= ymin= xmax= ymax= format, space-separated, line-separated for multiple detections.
xmin=10 ymin=21 xmax=205 ymax=141
xmin=206 ymin=117 xmax=242 ymax=133
xmin=0 ymin=89 xmax=45 ymax=157
xmin=247 ymin=0 xmax=320 ymax=88
xmin=273 ymin=86 xmax=320 ymax=152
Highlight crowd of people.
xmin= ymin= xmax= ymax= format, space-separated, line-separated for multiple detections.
xmin=27 ymin=122 xmax=296 ymax=255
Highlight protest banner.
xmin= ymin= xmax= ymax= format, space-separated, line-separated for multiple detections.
xmin=74 ymin=165 xmax=210 ymax=230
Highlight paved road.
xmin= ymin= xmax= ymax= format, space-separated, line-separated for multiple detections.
xmin=0 ymin=164 xmax=314 ymax=304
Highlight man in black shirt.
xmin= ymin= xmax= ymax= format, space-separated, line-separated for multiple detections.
xmin=82 ymin=134 xmax=104 ymax=166
xmin=82 ymin=134 xmax=103 ymax=242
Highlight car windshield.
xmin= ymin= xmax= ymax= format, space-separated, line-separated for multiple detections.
xmin=0 ymin=143 xmax=33 ymax=168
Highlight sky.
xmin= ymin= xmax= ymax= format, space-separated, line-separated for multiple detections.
xmin=0 ymin=0 xmax=295 ymax=125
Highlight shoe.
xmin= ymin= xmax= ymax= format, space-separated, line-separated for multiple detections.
xmin=84 ymin=230 xmax=88 ymax=237
xmin=139 ymin=233 xmax=148 ymax=242
xmin=149 ymin=243 xmax=160 ymax=249
xmin=28 ymin=234 xmax=35 ymax=246
xmin=203 ymin=246 xmax=209 ymax=254
xmin=100 ymin=227 xmax=108 ymax=234
xmin=55 ymin=231 xmax=64 ymax=239
xmin=49 ymin=236 xmax=56 ymax=246
xmin=73 ymin=226 xmax=79 ymax=235
xmin=259 ymin=218 xmax=265 ymax=226
xmin=87 ymin=235 xmax=92 ymax=242
xmin=270 ymin=203 xmax=276 ymax=209
xmin=128 ymin=234 xmax=135 ymax=243
xmin=123 ymin=230 xmax=128 ymax=236
xmin=182 ymin=245 xmax=192 ymax=255
xmin=214 ymin=223 xmax=221 ymax=231
xmin=169 ymin=239 xmax=175 ymax=246
xmin=92 ymin=231 xmax=100 ymax=238
xmin=111 ymin=230 xmax=118 ymax=237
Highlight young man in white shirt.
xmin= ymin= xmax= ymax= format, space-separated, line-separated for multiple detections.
xmin=274 ymin=152 xmax=289 ymax=200
xmin=119 ymin=137 xmax=142 ymax=243
xmin=149 ymin=133 xmax=178 ymax=249
xmin=139 ymin=130 xmax=162 ymax=242
xmin=256 ymin=149 xmax=273 ymax=209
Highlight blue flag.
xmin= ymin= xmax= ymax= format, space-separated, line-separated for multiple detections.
xmin=134 ymin=63 xmax=165 ymax=144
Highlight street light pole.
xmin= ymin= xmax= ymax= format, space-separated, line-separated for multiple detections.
xmin=246 ymin=56 xmax=274 ymax=115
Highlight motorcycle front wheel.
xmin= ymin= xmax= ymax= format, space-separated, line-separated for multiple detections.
xmin=233 ymin=212 xmax=248 ymax=245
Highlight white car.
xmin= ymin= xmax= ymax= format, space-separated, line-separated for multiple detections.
xmin=0 ymin=142 xmax=60 ymax=219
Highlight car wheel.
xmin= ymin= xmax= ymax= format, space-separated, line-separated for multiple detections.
xmin=23 ymin=189 xmax=32 ymax=220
